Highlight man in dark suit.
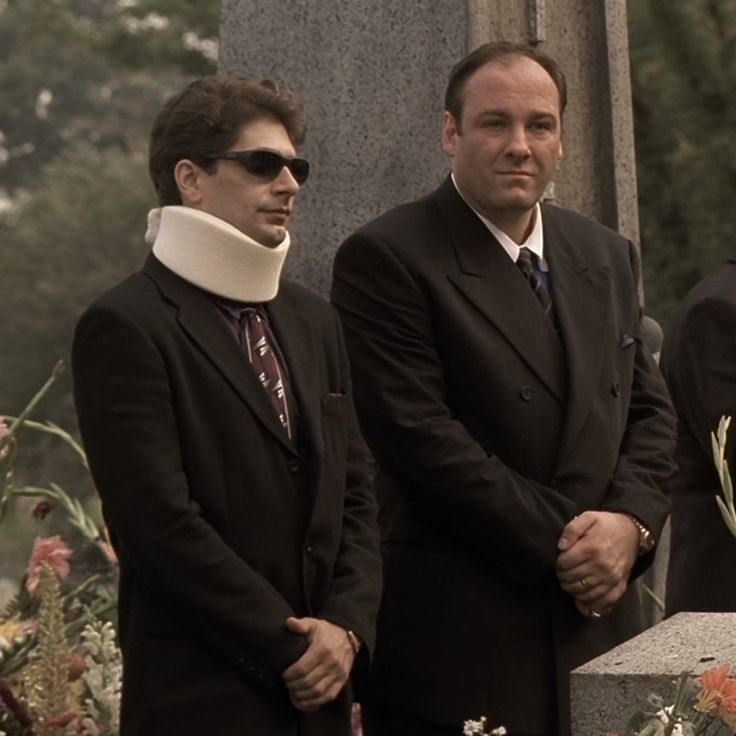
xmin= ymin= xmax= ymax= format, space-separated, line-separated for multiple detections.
xmin=662 ymin=261 xmax=736 ymax=615
xmin=72 ymin=75 xmax=381 ymax=736
xmin=331 ymin=42 xmax=676 ymax=736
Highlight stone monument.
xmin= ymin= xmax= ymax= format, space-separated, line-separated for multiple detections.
xmin=571 ymin=612 xmax=736 ymax=735
xmin=219 ymin=0 xmax=640 ymax=297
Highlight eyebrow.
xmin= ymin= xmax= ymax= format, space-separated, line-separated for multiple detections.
xmin=475 ymin=109 xmax=559 ymax=120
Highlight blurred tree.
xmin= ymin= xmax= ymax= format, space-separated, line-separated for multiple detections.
xmin=629 ymin=0 xmax=736 ymax=328
xmin=0 ymin=0 xmax=219 ymax=580
xmin=0 ymin=0 xmax=219 ymax=412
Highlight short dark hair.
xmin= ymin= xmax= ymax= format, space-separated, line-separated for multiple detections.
xmin=445 ymin=41 xmax=567 ymax=129
xmin=149 ymin=75 xmax=306 ymax=206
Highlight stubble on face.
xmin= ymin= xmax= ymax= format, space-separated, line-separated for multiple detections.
xmin=443 ymin=55 xmax=563 ymax=242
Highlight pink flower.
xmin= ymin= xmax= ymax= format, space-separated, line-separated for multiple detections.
xmin=0 ymin=417 xmax=10 ymax=458
xmin=46 ymin=711 xmax=79 ymax=729
xmin=25 ymin=536 xmax=72 ymax=595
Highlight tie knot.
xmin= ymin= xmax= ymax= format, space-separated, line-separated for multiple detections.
xmin=516 ymin=247 xmax=535 ymax=277
xmin=237 ymin=306 xmax=261 ymax=326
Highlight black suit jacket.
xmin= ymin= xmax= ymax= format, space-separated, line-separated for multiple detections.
xmin=331 ymin=178 xmax=676 ymax=735
xmin=661 ymin=260 xmax=736 ymax=615
xmin=72 ymin=255 xmax=382 ymax=736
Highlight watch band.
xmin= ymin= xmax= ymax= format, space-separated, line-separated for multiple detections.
xmin=625 ymin=513 xmax=655 ymax=555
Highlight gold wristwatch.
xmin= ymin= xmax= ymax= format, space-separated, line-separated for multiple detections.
xmin=625 ymin=514 xmax=655 ymax=555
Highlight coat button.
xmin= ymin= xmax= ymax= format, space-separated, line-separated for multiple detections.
xmin=305 ymin=542 xmax=313 ymax=554
xmin=288 ymin=458 xmax=301 ymax=474
xmin=519 ymin=385 xmax=533 ymax=401
xmin=611 ymin=381 xmax=621 ymax=397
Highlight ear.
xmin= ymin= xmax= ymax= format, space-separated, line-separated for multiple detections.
xmin=174 ymin=159 xmax=206 ymax=206
xmin=441 ymin=111 xmax=459 ymax=156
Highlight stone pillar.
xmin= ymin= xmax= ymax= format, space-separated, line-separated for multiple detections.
xmin=469 ymin=0 xmax=640 ymax=244
xmin=219 ymin=0 xmax=641 ymax=296
xmin=219 ymin=1 xmax=465 ymax=295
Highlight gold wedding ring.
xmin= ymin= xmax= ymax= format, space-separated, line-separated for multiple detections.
xmin=590 ymin=610 xmax=602 ymax=619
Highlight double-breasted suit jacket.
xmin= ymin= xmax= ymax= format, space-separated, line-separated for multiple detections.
xmin=662 ymin=260 xmax=736 ymax=615
xmin=331 ymin=177 xmax=676 ymax=735
xmin=72 ymin=255 xmax=382 ymax=736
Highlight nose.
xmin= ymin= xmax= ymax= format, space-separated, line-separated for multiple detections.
xmin=274 ymin=165 xmax=300 ymax=194
xmin=506 ymin=124 xmax=532 ymax=158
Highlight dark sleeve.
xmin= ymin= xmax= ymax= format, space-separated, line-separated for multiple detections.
xmin=72 ymin=305 xmax=307 ymax=690
xmin=317 ymin=312 xmax=382 ymax=656
xmin=600 ymin=242 xmax=676 ymax=541
xmin=332 ymin=231 xmax=579 ymax=581
xmin=667 ymin=293 xmax=736 ymax=469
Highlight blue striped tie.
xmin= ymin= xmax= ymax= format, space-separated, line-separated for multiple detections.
xmin=516 ymin=247 xmax=559 ymax=333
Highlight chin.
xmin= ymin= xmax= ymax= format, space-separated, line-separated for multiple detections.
xmin=259 ymin=228 xmax=287 ymax=249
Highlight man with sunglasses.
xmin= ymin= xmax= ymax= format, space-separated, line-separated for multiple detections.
xmin=72 ymin=75 xmax=381 ymax=736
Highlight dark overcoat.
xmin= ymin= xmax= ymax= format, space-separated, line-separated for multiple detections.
xmin=72 ymin=255 xmax=382 ymax=736
xmin=331 ymin=177 xmax=676 ymax=735
xmin=662 ymin=260 xmax=736 ymax=615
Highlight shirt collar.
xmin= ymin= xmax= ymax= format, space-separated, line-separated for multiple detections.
xmin=451 ymin=174 xmax=547 ymax=269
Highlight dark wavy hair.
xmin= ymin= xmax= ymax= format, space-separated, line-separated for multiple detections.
xmin=149 ymin=75 xmax=306 ymax=206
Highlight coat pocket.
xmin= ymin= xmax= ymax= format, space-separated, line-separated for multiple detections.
xmin=320 ymin=391 xmax=347 ymax=418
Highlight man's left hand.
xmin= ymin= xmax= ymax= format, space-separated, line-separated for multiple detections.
xmin=556 ymin=511 xmax=640 ymax=616
xmin=282 ymin=617 xmax=356 ymax=712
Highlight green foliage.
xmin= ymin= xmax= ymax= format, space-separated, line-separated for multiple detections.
xmin=0 ymin=144 xmax=152 ymax=411
xmin=0 ymin=0 xmax=219 ymax=196
xmin=0 ymin=2 xmax=219 ymax=575
xmin=629 ymin=0 xmax=736 ymax=327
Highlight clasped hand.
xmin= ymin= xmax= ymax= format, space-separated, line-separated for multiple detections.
xmin=282 ymin=617 xmax=356 ymax=713
xmin=555 ymin=511 xmax=639 ymax=618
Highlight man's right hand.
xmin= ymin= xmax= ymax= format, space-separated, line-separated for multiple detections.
xmin=556 ymin=510 xmax=639 ymax=616
xmin=281 ymin=617 xmax=355 ymax=713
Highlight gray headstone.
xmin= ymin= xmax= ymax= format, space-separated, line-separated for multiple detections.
xmin=219 ymin=1 xmax=464 ymax=296
xmin=219 ymin=1 xmax=641 ymax=297
xmin=571 ymin=612 xmax=736 ymax=735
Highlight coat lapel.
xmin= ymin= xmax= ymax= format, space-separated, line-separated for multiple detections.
xmin=143 ymin=255 xmax=299 ymax=456
xmin=542 ymin=209 xmax=611 ymax=465
xmin=437 ymin=179 xmax=566 ymax=403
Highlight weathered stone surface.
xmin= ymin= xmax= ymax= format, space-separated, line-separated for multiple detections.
xmin=571 ymin=613 xmax=736 ymax=735
xmin=219 ymin=0 xmax=464 ymax=296
xmin=219 ymin=1 xmax=641 ymax=297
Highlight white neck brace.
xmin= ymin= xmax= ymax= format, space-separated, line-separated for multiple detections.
xmin=147 ymin=206 xmax=289 ymax=302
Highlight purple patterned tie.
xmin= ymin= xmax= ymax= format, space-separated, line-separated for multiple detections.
xmin=240 ymin=308 xmax=292 ymax=438
xmin=516 ymin=247 xmax=559 ymax=332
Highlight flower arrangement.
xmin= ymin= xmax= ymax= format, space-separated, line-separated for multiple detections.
xmin=0 ymin=362 xmax=120 ymax=736
xmin=607 ymin=664 xmax=736 ymax=736
xmin=607 ymin=416 xmax=736 ymax=736
xmin=463 ymin=717 xmax=507 ymax=735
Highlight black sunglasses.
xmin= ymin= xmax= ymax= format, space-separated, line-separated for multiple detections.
xmin=209 ymin=149 xmax=310 ymax=184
